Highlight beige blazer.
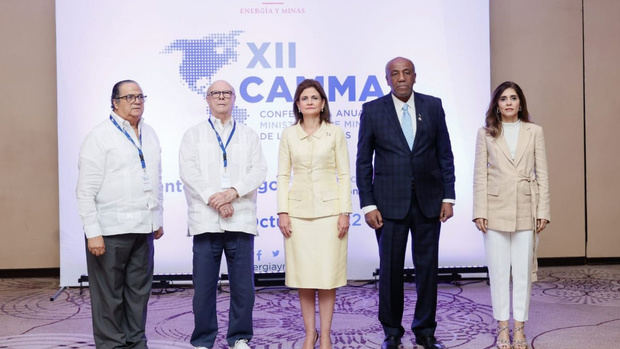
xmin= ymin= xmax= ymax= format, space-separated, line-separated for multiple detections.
xmin=277 ymin=122 xmax=352 ymax=218
xmin=473 ymin=122 xmax=550 ymax=232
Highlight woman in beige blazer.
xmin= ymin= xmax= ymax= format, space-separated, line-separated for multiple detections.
xmin=277 ymin=79 xmax=351 ymax=349
xmin=473 ymin=81 xmax=550 ymax=349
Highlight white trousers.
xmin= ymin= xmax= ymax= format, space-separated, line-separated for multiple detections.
xmin=484 ymin=229 xmax=534 ymax=321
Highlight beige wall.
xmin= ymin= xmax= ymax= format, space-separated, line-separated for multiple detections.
xmin=1 ymin=1 xmax=618 ymax=269
xmin=0 ymin=0 xmax=59 ymax=268
xmin=584 ymin=0 xmax=620 ymax=257
xmin=490 ymin=0 xmax=586 ymax=258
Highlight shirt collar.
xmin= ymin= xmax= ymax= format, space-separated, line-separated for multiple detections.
xmin=295 ymin=121 xmax=326 ymax=140
xmin=391 ymin=91 xmax=415 ymax=113
xmin=210 ymin=115 xmax=233 ymax=131
xmin=111 ymin=111 xmax=143 ymax=130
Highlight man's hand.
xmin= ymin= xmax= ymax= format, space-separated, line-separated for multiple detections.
xmin=364 ymin=209 xmax=383 ymax=229
xmin=439 ymin=202 xmax=454 ymax=223
xmin=154 ymin=227 xmax=164 ymax=239
xmin=208 ymin=188 xmax=238 ymax=210
xmin=87 ymin=236 xmax=105 ymax=256
xmin=218 ymin=203 xmax=234 ymax=218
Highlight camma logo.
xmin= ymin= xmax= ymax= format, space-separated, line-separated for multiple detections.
xmin=241 ymin=41 xmax=385 ymax=103
xmin=163 ymin=31 xmax=385 ymax=121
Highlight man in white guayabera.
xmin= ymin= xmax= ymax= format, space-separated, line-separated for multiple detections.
xmin=179 ymin=80 xmax=267 ymax=349
xmin=77 ymin=80 xmax=164 ymax=348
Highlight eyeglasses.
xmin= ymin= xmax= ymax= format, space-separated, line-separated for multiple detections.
xmin=207 ymin=90 xmax=234 ymax=99
xmin=115 ymin=94 xmax=147 ymax=103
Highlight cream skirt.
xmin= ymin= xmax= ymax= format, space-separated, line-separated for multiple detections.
xmin=284 ymin=215 xmax=348 ymax=289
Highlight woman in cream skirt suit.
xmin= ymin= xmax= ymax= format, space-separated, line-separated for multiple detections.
xmin=473 ymin=81 xmax=550 ymax=349
xmin=277 ymin=79 xmax=351 ymax=349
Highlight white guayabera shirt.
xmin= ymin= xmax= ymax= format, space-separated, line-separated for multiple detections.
xmin=77 ymin=112 xmax=163 ymax=238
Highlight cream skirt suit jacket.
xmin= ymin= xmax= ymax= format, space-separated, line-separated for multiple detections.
xmin=277 ymin=122 xmax=352 ymax=289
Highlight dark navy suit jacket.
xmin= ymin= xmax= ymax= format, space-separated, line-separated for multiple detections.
xmin=356 ymin=92 xmax=455 ymax=219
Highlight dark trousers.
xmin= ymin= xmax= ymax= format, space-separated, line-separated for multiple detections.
xmin=86 ymin=233 xmax=154 ymax=349
xmin=190 ymin=232 xmax=255 ymax=348
xmin=376 ymin=192 xmax=441 ymax=339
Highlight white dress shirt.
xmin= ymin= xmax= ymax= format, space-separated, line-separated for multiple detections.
xmin=179 ymin=117 xmax=267 ymax=235
xmin=76 ymin=112 xmax=163 ymax=238
xmin=361 ymin=92 xmax=454 ymax=215
xmin=392 ymin=92 xmax=417 ymax=139
xmin=501 ymin=120 xmax=521 ymax=159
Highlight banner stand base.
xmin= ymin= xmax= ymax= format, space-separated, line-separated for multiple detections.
xmin=372 ymin=266 xmax=490 ymax=289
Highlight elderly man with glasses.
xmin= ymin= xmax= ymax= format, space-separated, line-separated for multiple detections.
xmin=77 ymin=79 xmax=164 ymax=348
xmin=179 ymin=80 xmax=267 ymax=349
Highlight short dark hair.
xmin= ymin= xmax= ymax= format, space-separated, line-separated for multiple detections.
xmin=484 ymin=81 xmax=531 ymax=138
xmin=292 ymin=79 xmax=331 ymax=124
xmin=385 ymin=56 xmax=415 ymax=78
xmin=110 ymin=80 xmax=138 ymax=109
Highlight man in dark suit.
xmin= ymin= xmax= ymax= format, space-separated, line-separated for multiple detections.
xmin=356 ymin=57 xmax=455 ymax=349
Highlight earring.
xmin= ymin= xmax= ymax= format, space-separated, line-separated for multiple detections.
xmin=496 ymin=108 xmax=500 ymax=115
xmin=519 ymin=106 xmax=522 ymax=111
xmin=321 ymin=107 xmax=324 ymax=113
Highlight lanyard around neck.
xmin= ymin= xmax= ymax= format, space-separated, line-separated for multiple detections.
xmin=208 ymin=118 xmax=236 ymax=168
xmin=109 ymin=115 xmax=145 ymax=169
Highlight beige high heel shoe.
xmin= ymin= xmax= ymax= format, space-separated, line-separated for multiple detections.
xmin=496 ymin=324 xmax=512 ymax=349
xmin=512 ymin=324 xmax=529 ymax=349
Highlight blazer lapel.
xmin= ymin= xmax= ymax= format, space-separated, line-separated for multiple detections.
xmin=514 ymin=122 xmax=533 ymax=165
xmin=412 ymin=93 xmax=425 ymax=151
xmin=382 ymin=95 xmax=411 ymax=151
xmin=295 ymin=123 xmax=308 ymax=140
xmin=494 ymin=134 xmax=514 ymax=164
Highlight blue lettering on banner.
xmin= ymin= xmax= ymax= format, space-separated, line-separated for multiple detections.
xmin=247 ymin=42 xmax=270 ymax=68
xmin=165 ymin=179 xmax=279 ymax=195
xmin=266 ymin=76 xmax=293 ymax=102
xmin=240 ymin=75 xmax=384 ymax=103
xmin=164 ymin=180 xmax=184 ymax=193
xmin=254 ymin=263 xmax=286 ymax=273
xmin=257 ymin=215 xmax=279 ymax=228
xmin=164 ymin=35 xmax=384 ymax=105
xmin=257 ymin=213 xmax=362 ymax=227
xmin=247 ymin=42 xmax=296 ymax=69
xmin=258 ymin=180 xmax=278 ymax=193
xmin=351 ymin=213 xmax=362 ymax=226
xmin=240 ymin=76 xmax=264 ymax=103
xmin=243 ymin=40 xmax=382 ymax=102
xmin=328 ymin=76 xmax=355 ymax=101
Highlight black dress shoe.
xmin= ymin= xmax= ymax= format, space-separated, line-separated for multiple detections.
xmin=415 ymin=335 xmax=445 ymax=349
xmin=381 ymin=335 xmax=402 ymax=349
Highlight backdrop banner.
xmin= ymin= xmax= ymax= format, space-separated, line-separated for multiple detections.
xmin=57 ymin=0 xmax=490 ymax=286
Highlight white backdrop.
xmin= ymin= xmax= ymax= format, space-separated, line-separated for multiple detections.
xmin=57 ymin=0 xmax=490 ymax=286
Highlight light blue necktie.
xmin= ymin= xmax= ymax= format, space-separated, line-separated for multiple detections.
xmin=401 ymin=104 xmax=414 ymax=149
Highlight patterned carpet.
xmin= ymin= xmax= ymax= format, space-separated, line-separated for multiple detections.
xmin=1 ymin=265 xmax=619 ymax=348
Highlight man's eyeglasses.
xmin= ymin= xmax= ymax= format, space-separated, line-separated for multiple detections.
xmin=115 ymin=94 xmax=147 ymax=103
xmin=207 ymin=90 xmax=234 ymax=99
